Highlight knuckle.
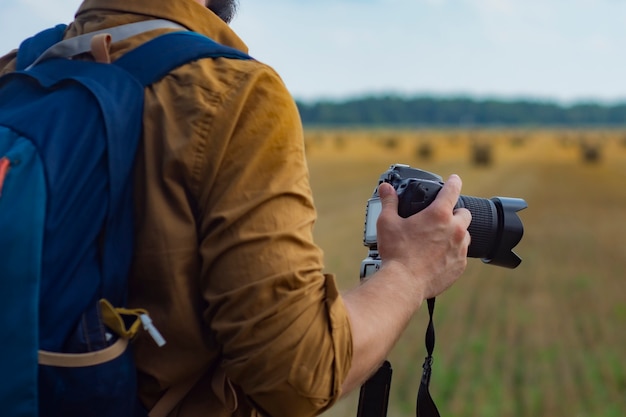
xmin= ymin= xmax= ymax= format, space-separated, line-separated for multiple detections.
xmin=456 ymin=226 xmax=470 ymax=243
xmin=426 ymin=203 xmax=452 ymax=222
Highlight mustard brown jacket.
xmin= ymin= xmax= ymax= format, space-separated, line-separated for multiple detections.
xmin=0 ymin=1 xmax=353 ymax=416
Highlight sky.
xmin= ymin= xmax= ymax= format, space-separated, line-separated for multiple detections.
xmin=1 ymin=0 xmax=626 ymax=104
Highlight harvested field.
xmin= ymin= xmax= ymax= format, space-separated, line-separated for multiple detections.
xmin=307 ymin=128 xmax=626 ymax=417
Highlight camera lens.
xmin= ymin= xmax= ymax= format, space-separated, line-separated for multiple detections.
xmin=456 ymin=196 xmax=526 ymax=268
xmin=375 ymin=164 xmax=527 ymax=269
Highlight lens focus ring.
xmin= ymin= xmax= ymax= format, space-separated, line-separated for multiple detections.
xmin=458 ymin=195 xmax=498 ymax=259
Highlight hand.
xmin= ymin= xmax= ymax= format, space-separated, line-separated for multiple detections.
xmin=375 ymin=174 xmax=472 ymax=301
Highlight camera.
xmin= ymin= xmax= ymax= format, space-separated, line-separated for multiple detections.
xmin=361 ymin=164 xmax=527 ymax=278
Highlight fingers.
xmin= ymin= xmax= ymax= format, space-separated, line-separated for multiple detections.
xmin=453 ymin=206 xmax=472 ymax=227
xmin=432 ymin=174 xmax=462 ymax=211
xmin=379 ymin=175 xmax=471 ymax=229
xmin=378 ymin=182 xmax=398 ymax=212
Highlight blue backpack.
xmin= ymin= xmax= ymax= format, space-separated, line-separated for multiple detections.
xmin=0 ymin=20 xmax=250 ymax=417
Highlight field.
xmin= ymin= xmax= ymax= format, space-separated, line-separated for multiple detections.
xmin=304 ymin=128 xmax=626 ymax=417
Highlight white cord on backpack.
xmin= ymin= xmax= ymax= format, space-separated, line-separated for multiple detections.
xmin=140 ymin=314 xmax=167 ymax=347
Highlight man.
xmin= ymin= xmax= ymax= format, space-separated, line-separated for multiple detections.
xmin=0 ymin=0 xmax=471 ymax=416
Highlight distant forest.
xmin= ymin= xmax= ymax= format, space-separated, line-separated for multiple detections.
xmin=295 ymin=95 xmax=626 ymax=127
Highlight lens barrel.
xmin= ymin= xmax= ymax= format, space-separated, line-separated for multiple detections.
xmin=456 ymin=196 xmax=527 ymax=268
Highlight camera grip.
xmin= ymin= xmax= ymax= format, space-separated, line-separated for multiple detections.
xmin=396 ymin=180 xmax=443 ymax=218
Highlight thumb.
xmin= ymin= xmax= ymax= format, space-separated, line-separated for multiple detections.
xmin=378 ymin=182 xmax=398 ymax=213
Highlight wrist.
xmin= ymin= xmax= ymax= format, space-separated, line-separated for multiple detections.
xmin=377 ymin=259 xmax=427 ymax=309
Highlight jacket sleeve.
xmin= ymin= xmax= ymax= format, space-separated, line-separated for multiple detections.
xmin=195 ymin=63 xmax=353 ymax=417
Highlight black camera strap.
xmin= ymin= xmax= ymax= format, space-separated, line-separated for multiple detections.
xmin=356 ymin=298 xmax=440 ymax=417
xmin=416 ymin=297 xmax=440 ymax=417
xmin=356 ymin=360 xmax=392 ymax=417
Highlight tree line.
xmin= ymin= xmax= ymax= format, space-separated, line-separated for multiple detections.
xmin=295 ymin=95 xmax=626 ymax=127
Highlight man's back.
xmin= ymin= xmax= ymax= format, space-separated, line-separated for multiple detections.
xmin=65 ymin=1 xmax=352 ymax=416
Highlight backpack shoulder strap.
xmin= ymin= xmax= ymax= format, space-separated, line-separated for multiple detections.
xmin=113 ymin=31 xmax=253 ymax=87
xmin=24 ymin=19 xmax=188 ymax=70
xmin=16 ymin=24 xmax=67 ymax=70
xmin=23 ymin=21 xmax=253 ymax=86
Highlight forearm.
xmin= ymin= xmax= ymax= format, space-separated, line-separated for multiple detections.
xmin=340 ymin=260 xmax=426 ymax=394
xmin=339 ymin=178 xmax=471 ymax=395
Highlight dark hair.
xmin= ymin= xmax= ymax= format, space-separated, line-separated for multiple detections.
xmin=207 ymin=0 xmax=239 ymax=23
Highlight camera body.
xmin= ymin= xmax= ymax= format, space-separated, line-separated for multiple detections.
xmin=361 ymin=164 xmax=527 ymax=278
